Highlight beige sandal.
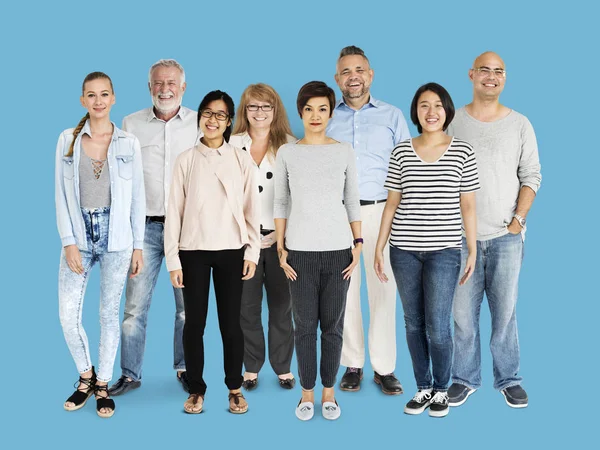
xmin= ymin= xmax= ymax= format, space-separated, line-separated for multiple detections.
xmin=228 ymin=392 xmax=248 ymax=414
xmin=184 ymin=394 xmax=204 ymax=414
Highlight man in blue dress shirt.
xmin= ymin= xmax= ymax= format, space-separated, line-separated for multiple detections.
xmin=327 ymin=46 xmax=410 ymax=394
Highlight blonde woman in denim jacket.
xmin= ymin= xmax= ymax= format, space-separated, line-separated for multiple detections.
xmin=56 ymin=72 xmax=146 ymax=418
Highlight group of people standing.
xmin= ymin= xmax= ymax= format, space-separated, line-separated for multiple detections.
xmin=55 ymin=46 xmax=541 ymax=420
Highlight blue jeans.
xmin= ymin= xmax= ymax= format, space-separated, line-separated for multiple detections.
xmin=59 ymin=208 xmax=132 ymax=382
xmin=120 ymin=220 xmax=185 ymax=381
xmin=390 ymin=246 xmax=461 ymax=391
xmin=452 ymin=233 xmax=524 ymax=390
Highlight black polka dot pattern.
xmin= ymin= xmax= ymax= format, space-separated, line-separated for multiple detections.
xmin=258 ymin=185 xmax=263 ymax=193
xmin=266 ymin=171 xmax=273 ymax=179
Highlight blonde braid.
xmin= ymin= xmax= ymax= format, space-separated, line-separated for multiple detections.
xmin=66 ymin=113 xmax=90 ymax=157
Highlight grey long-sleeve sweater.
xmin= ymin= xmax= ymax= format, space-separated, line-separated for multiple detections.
xmin=447 ymin=107 xmax=542 ymax=240
xmin=274 ymin=141 xmax=361 ymax=251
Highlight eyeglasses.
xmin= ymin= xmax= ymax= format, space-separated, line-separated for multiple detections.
xmin=246 ymin=104 xmax=274 ymax=112
xmin=473 ymin=67 xmax=507 ymax=78
xmin=200 ymin=110 xmax=229 ymax=121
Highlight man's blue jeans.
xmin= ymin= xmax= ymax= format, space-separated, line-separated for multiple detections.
xmin=120 ymin=220 xmax=185 ymax=381
xmin=390 ymin=246 xmax=461 ymax=392
xmin=452 ymin=233 xmax=524 ymax=391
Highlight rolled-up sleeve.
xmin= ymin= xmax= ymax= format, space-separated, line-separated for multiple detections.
xmin=518 ymin=118 xmax=542 ymax=193
xmin=343 ymin=144 xmax=361 ymax=222
xmin=273 ymin=146 xmax=290 ymax=219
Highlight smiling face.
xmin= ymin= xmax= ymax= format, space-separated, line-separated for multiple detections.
xmin=335 ymin=54 xmax=374 ymax=100
xmin=199 ymin=99 xmax=231 ymax=141
xmin=469 ymin=52 xmax=506 ymax=100
xmin=246 ymin=97 xmax=274 ymax=131
xmin=416 ymin=90 xmax=446 ymax=134
xmin=301 ymin=96 xmax=331 ymax=134
xmin=149 ymin=65 xmax=186 ymax=114
xmin=80 ymin=78 xmax=115 ymax=119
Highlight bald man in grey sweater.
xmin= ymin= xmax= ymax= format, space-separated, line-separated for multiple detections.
xmin=446 ymin=52 xmax=541 ymax=409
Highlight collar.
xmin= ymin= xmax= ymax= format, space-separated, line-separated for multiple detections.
xmin=146 ymin=105 xmax=186 ymax=123
xmin=196 ymin=139 xmax=227 ymax=156
xmin=336 ymin=95 xmax=379 ymax=111
xmin=81 ymin=120 xmax=125 ymax=142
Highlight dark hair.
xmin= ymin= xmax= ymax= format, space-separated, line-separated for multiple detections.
xmin=296 ymin=81 xmax=336 ymax=118
xmin=197 ymin=90 xmax=235 ymax=142
xmin=338 ymin=45 xmax=370 ymax=64
xmin=410 ymin=82 xmax=455 ymax=134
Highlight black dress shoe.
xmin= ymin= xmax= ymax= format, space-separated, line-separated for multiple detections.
xmin=374 ymin=372 xmax=403 ymax=395
xmin=340 ymin=368 xmax=363 ymax=391
xmin=278 ymin=377 xmax=296 ymax=390
xmin=108 ymin=375 xmax=141 ymax=396
xmin=177 ymin=372 xmax=190 ymax=393
xmin=242 ymin=377 xmax=259 ymax=391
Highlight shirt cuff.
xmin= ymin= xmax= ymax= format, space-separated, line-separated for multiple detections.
xmin=61 ymin=236 xmax=76 ymax=247
xmin=244 ymin=246 xmax=260 ymax=265
xmin=166 ymin=256 xmax=182 ymax=272
xmin=520 ymin=182 xmax=540 ymax=194
xmin=133 ymin=240 xmax=144 ymax=250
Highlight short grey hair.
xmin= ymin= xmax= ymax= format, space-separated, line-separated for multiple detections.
xmin=148 ymin=59 xmax=186 ymax=86
xmin=338 ymin=46 xmax=370 ymax=64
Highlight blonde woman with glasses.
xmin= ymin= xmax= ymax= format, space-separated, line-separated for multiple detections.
xmin=230 ymin=84 xmax=297 ymax=392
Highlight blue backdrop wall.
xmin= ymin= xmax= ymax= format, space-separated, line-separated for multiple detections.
xmin=1 ymin=0 xmax=595 ymax=448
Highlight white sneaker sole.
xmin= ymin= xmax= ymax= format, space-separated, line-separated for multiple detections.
xmin=429 ymin=407 xmax=449 ymax=418
xmin=449 ymin=388 xmax=476 ymax=407
xmin=404 ymin=401 xmax=431 ymax=415
xmin=501 ymin=390 xmax=528 ymax=408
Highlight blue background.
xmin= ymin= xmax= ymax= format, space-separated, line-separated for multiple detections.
xmin=1 ymin=0 xmax=596 ymax=448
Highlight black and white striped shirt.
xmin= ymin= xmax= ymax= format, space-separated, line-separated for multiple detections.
xmin=384 ymin=138 xmax=480 ymax=251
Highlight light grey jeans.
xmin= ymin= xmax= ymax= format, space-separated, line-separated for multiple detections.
xmin=59 ymin=207 xmax=132 ymax=382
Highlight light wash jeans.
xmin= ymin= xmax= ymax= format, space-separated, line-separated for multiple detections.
xmin=452 ymin=233 xmax=524 ymax=390
xmin=59 ymin=207 xmax=132 ymax=383
xmin=390 ymin=246 xmax=461 ymax=392
xmin=120 ymin=220 xmax=185 ymax=381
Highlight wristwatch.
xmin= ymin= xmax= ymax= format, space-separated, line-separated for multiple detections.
xmin=513 ymin=214 xmax=526 ymax=228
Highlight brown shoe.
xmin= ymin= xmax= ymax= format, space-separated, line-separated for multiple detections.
xmin=184 ymin=393 xmax=204 ymax=414
xmin=228 ymin=391 xmax=248 ymax=414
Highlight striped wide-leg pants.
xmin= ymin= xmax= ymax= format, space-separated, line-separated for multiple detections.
xmin=287 ymin=248 xmax=353 ymax=390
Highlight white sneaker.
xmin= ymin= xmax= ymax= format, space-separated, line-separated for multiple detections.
xmin=322 ymin=400 xmax=341 ymax=420
xmin=295 ymin=400 xmax=314 ymax=421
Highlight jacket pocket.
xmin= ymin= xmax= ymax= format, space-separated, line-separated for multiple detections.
xmin=63 ymin=156 xmax=74 ymax=180
xmin=116 ymin=154 xmax=133 ymax=180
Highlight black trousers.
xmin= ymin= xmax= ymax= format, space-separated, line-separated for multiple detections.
xmin=287 ymin=249 xmax=352 ymax=390
xmin=240 ymin=243 xmax=294 ymax=375
xmin=180 ymin=248 xmax=245 ymax=395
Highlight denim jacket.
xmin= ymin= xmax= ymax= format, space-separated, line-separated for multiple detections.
xmin=55 ymin=121 xmax=146 ymax=252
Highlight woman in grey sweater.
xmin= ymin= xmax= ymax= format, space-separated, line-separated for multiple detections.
xmin=274 ymin=81 xmax=362 ymax=421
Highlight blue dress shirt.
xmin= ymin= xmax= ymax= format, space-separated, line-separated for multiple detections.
xmin=326 ymin=96 xmax=410 ymax=201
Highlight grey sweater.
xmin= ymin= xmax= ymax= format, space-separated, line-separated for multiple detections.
xmin=447 ymin=107 xmax=542 ymax=240
xmin=274 ymin=142 xmax=361 ymax=251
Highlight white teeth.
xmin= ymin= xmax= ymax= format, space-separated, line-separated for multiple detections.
xmin=254 ymin=117 xmax=266 ymax=121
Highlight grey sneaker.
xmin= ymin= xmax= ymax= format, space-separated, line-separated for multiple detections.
xmin=295 ymin=400 xmax=315 ymax=421
xmin=448 ymin=383 xmax=476 ymax=407
xmin=322 ymin=400 xmax=341 ymax=420
xmin=501 ymin=385 xmax=528 ymax=408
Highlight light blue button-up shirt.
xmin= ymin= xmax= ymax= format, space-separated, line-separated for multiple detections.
xmin=327 ymin=96 xmax=411 ymax=201
xmin=55 ymin=120 xmax=146 ymax=252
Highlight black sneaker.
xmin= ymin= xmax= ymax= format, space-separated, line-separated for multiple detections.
xmin=448 ymin=382 xmax=476 ymax=407
xmin=501 ymin=385 xmax=528 ymax=408
xmin=340 ymin=367 xmax=363 ymax=391
xmin=404 ymin=389 xmax=432 ymax=415
xmin=428 ymin=391 xmax=449 ymax=418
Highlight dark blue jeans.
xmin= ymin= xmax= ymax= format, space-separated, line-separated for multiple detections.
xmin=389 ymin=246 xmax=461 ymax=391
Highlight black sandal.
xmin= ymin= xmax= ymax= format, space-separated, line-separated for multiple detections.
xmin=94 ymin=384 xmax=116 ymax=418
xmin=64 ymin=367 xmax=97 ymax=411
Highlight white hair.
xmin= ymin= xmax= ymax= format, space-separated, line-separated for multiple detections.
xmin=148 ymin=59 xmax=186 ymax=86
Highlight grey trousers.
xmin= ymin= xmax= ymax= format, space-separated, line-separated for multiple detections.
xmin=287 ymin=248 xmax=353 ymax=390
xmin=240 ymin=243 xmax=294 ymax=375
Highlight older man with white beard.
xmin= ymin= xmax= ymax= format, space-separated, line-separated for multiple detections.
xmin=109 ymin=59 xmax=199 ymax=396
